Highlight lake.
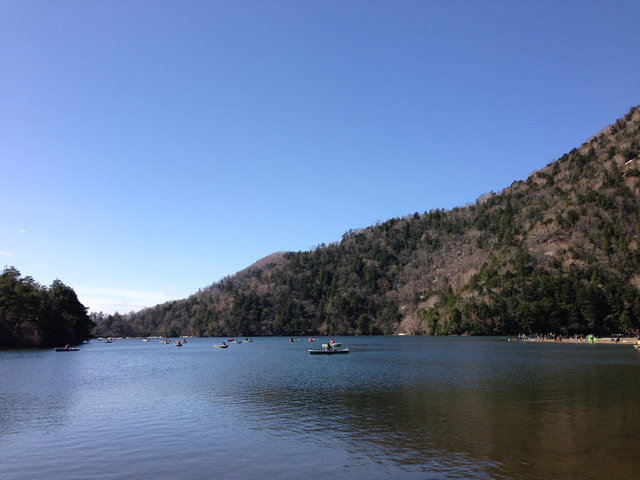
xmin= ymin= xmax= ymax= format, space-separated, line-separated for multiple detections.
xmin=1 ymin=336 xmax=638 ymax=479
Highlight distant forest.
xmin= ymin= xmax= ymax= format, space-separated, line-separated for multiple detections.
xmin=0 ymin=267 xmax=94 ymax=348
xmin=87 ymin=105 xmax=640 ymax=338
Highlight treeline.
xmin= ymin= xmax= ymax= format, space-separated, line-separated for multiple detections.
xmin=0 ymin=267 xmax=94 ymax=348
xmin=94 ymin=106 xmax=640 ymax=338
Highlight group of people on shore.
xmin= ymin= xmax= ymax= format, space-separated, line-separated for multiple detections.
xmin=512 ymin=333 xmax=640 ymax=344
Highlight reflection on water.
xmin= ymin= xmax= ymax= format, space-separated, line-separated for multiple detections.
xmin=1 ymin=337 xmax=639 ymax=479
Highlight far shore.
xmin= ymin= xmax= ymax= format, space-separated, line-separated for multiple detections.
xmin=516 ymin=336 xmax=639 ymax=345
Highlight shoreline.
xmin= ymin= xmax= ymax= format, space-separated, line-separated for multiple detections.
xmin=516 ymin=336 xmax=639 ymax=345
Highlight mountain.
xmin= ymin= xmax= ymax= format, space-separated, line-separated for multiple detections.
xmin=93 ymin=106 xmax=640 ymax=338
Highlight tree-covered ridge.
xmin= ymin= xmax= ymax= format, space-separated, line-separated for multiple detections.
xmin=0 ymin=267 xmax=94 ymax=348
xmin=93 ymin=106 xmax=640 ymax=338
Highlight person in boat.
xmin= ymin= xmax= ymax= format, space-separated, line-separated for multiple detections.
xmin=325 ymin=343 xmax=333 ymax=351
xmin=330 ymin=339 xmax=335 ymax=345
xmin=65 ymin=344 xmax=70 ymax=350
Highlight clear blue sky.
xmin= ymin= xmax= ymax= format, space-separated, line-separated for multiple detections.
xmin=1 ymin=1 xmax=639 ymax=314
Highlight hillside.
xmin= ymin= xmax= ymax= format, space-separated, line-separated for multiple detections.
xmin=93 ymin=106 xmax=640 ymax=338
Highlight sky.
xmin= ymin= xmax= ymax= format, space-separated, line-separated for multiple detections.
xmin=1 ymin=0 xmax=639 ymax=314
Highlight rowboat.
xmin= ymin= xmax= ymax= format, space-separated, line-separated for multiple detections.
xmin=214 ymin=344 xmax=228 ymax=349
xmin=321 ymin=343 xmax=341 ymax=348
xmin=309 ymin=348 xmax=349 ymax=355
xmin=55 ymin=347 xmax=79 ymax=352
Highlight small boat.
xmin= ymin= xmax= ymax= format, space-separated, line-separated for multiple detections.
xmin=55 ymin=347 xmax=79 ymax=352
xmin=175 ymin=340 xmax=182 ymax=347
xmin=321 ymin=343 xmax=341 ymax=348
xmin=309 ymin=348 xmax=349 ymax=355
xmin=214 ymin=343 xmax=228 ymax=349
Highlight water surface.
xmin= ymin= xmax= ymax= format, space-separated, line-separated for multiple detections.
xmin=1 ymin=336 xmax=638 ymax=479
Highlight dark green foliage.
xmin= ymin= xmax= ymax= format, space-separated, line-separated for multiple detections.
xmin=0 ymin=267 xmax=94 ymax=348
xmin=466 ymin=263 xmax=639 ymax=335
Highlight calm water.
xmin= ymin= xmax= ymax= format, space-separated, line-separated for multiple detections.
xmin=1 ymin=336 xmax=639 ymax=479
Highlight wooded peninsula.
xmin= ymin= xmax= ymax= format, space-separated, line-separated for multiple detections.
xmin=0 ymin=267 xmax=94 ymax=348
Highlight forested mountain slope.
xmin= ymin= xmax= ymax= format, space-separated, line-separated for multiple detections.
xmin=94 ymin=106 xmax=640 ymax=338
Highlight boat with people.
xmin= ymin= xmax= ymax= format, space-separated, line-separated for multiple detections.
xmin=309 ymin=348 xmax=349 ymax=355
xmin=321 ymin=342 xmax=341 ymax=348
xmin=175 ymin=340 xmax=182 ymax=347
xmin=214 ymin=343 xmax=228 ymax=349
xmin=55 ymin=345 xmax=79 ymax=352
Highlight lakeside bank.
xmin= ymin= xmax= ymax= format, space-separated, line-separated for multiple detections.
xmin=516 ymin=335 xmax=639 ymax=345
